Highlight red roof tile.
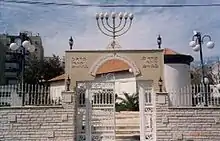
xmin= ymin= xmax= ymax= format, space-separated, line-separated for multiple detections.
xmin=163 ymin=48 xmax=179 ymax=55
xmin=48 ymin=74 xmax=65 ymax=82
xmin=96 ymin=59 xmax=130 ymax=75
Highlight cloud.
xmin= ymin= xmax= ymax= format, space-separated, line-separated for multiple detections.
xmin=1 ymin=0 xmax=220 ymax=60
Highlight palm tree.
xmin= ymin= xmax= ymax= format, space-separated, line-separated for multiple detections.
xmin=115 ymin=92 xmax=139 ymax=112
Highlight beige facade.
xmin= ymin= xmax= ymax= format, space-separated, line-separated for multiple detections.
xmin=65 ymin=49 xmax=164 ymax=91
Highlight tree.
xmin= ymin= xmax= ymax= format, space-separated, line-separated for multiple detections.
xmin=24 ymin=54 xmax=64 ymax=84
xmin=191 ymin=63 xmax=219 ymax=85
xmin=42 ymin=54 xmax=64 ymax=81
xmin=115 ymin=92 xmax=139 ymax=112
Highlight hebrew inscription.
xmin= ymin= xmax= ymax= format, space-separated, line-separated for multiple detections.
xmin=71 ymin=57 xmax=88 ymax=68
xmin=141 ymin=56 xmax=159 ymax=69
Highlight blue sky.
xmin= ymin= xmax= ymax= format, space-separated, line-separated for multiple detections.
xmin=1 ymin=0 xmax=220 ymax=59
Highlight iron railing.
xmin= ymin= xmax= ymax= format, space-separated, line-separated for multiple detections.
xmin=0 ymin=83 xmax=62 ymax=107
xmin=169 ymin=84 xmax=220 ymax=107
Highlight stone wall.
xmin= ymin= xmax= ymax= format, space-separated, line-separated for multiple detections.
xmin=156 ymin=92 xmax=220 ymax=141
xmin=0 ymin=91 xmax=76 ymax=141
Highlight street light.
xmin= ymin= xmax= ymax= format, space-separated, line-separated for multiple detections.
xmin=189 ymin=31 xmax=215 ymax=84
xmin=9 ymin=34 xmax=35 ymax=106
xmin=96 ymin=12 xmax=133 ymax=49
xmin=9 ymin=36 xmax=35 ymax=84
xmin=69 ymin=36 xmax=74 ymax=50
xmin=189 ymin=31 xmax=215 ymax=106
xmin=204 ymin=77 xmax=209 ymax=84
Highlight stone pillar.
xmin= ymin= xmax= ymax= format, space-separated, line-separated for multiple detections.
xmin=139 ymin=85 xmax=146 ymax=141
xmin=61 ymin=91 xmax=77 ymax=141
xmin=155 ymin=92 xmax=170 ymax=141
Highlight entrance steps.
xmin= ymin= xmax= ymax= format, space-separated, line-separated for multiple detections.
xmin=115 ymin=111 xmax=140 ymax=140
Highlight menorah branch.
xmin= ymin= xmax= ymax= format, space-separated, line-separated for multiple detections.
xmin=101 ymin=19 xmax=114 ymax=33
xmin=106 ymin=19 xmax=114 ymax=29
xmin=114 ymin=18 xmax=123 ymax=29
xmin=115 ymin=20 xmax=132 ymax=37
xmin=115 ymin=19 xmax=127 ymax=33
xmin=96 ymin=19 xmax=114 ymax=37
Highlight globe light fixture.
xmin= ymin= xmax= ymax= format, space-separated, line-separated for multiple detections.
xmin=206 ymin=41 xmax=215 ymax=49
xmin=203 ymin=77 xmax=209 ymax=84
xmin=10 ymin=39 xmax=35 ymax=52
xmin=189 ymin=40 xmax=196 ymax=48
xmin=216 ymin=83 xmax=220 ymax=90
xmin=9 ymin=43 xmax=19 ymax=51
xmin=192 ymin=44 xmax=200 ymax=52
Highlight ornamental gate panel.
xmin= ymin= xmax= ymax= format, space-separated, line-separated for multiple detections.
xmin=138 ymin=81 xmax=156 ymax=141
xmin=76 ymin=81 xmax=116 ymax=141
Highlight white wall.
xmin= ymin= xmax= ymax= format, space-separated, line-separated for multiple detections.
xmin=164 ymin=63 xmax=191 ymax=91
xmin=50 ymin=81 xmax=65 ymax=100
xmin=164 ymin=63 xmax=191 ymax=106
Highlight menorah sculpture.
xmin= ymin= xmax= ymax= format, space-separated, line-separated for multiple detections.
xmin=96 ymin=12 xmax=134 ymax=49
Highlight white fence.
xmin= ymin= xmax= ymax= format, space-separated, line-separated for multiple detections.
xmin=169 ymin=84 xmax=220 ymax=107
xmin=0 ymin=83 xmax=62 ymax=107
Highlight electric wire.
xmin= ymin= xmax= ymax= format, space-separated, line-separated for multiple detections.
xmin=2 ymin=0 xmax=220 ymax=8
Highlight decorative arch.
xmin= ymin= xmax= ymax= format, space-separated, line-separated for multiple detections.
xmin=89 ymin=54 xmax=140 ymax=76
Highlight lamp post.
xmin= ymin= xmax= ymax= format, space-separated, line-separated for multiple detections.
xmin=158 ymin=77 xmax=163 ymax=92
xmin=157 ymin=35 xmax=162 ymax=49
xmin=96 ymin=12 xmax=133 ymax=49
xmin=9 ymin=33 xmax=36 ymax=105
xmin=189 ymin=31 xmax=215 ymax=106
xmin=69 ymin=36 xmax=74 ymax=50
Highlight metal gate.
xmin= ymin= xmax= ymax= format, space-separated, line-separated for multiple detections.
xmin=138 ymin=81 xmax=156 ymax=141
xmin=76 ymin=81 xmax=116 ymax=141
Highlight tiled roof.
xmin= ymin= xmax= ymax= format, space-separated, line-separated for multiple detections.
xmin=48 ymin=74 xmax=65 ymax=82
xmin=163 ymin=48 xmax=179 ymax=55
xmin=96 ymin=59 xmax=130 ymax=75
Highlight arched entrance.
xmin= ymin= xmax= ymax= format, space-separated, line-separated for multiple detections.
xmin=76 ymin=54 xmax=156 ymax=141
xmin=89 ymin=53 xmax=140 ymax=77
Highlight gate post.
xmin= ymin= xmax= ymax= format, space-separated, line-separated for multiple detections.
xmin=139 ymin=85 xmax=146 ymax=141
xmin=85 ymin=88 xmax=92 ymax=141
xmin=61 ymin=91 xmax=77 ymax=141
